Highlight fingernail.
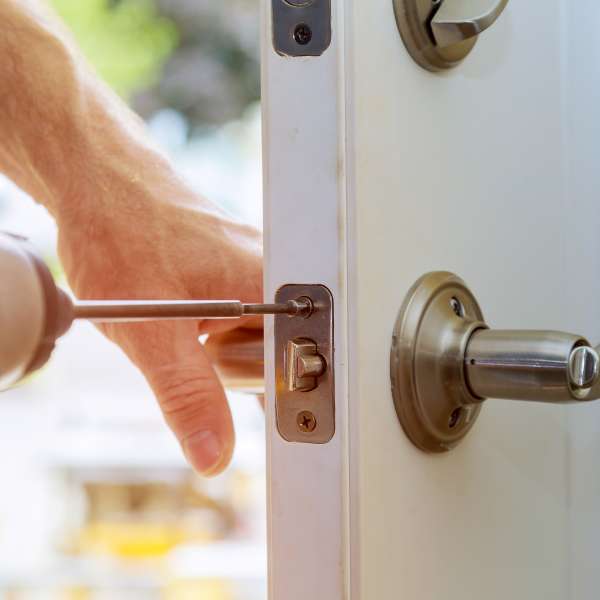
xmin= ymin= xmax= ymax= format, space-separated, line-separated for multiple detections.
xmin=184 ymin=431 xmax=223 ymax=475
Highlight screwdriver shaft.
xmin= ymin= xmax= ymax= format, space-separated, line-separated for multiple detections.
xmin=73 ymin=298 xmax=311 ymax=323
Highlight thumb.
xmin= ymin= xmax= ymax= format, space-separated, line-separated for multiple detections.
xmin=106 ymin=320 xmax=235 ymax=476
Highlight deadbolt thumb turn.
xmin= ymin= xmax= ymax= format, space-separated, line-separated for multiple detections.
xmin=393 ymin=0 xmax=510 ymax=71
xmin=390 ymin=272 xmax=600 ymax=453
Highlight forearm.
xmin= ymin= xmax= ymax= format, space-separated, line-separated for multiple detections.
xmin=0 ymin=0 xmax=208 ymax=225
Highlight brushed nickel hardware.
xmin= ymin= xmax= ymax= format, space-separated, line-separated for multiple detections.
xmin=568 ymin=346 xmax=599 ymax=389
xmin=390 ymin=272 xmax=600 ymax=453
xmin=275 ymin=284 xmax=334 ymax=443
xmin=286 ymin=338 xmax=326 ymax=392
xmin=272 ymin=0 xmax=331 ymax=57
xmin=464 ymin=330 xmax=599 ymax=403
xmin=393 ymin=0 xmax=509 ymax=71
xmin=430 ymin=0 xmax=509 ymax=48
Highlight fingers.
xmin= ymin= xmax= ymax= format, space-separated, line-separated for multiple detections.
xmin=106 ymin=320 xmax=235 ymax=476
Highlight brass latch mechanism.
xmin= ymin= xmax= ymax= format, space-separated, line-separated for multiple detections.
xmin=390 ymin=272 xmax=600 ymax=453
xmin=0 ymin=233 xmax=335 ymax=445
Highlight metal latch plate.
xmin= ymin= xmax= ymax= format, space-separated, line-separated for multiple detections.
xmin=275 ymin=284 xmax=334 ymax=443
xmin=272 ymin=0 xmax=332 ymax=57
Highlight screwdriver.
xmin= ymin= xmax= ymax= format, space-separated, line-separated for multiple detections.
xmin=0 ymin=232 xmax=311 ymax=390
xmin=73 ymin=298 xmax=312 ymax=322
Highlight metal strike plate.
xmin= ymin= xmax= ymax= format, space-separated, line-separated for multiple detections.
xmin=275 ymin=284 xmax=334 ymax=443
xmin=272 ymin=0 xmax=332 ymax=57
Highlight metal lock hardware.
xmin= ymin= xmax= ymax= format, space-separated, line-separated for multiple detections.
xmin=275 ymin=284 xmax=334 ymax=444
xmin=272 ymin=0 xmax=331 ymax=57
xmin=390 ymin=272 xmax=600 ymax=453
xmin=286 ymin=338 xmax=326 ymax=392
xmin=393 ymin=0 xmax=510 ymax=71
xmin=198 ymin=282 xmax=335 ymax=445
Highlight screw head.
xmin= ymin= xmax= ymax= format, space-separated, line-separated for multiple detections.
xmin=293 ymin=23 xmax=313 ymax=46
xmin=449 ymin=296 xmax=464 ymax=317
xmin=297 ymin=410 xmax=317 ymax=433
xmin=448 ymin=407 xmax=463 ymax=429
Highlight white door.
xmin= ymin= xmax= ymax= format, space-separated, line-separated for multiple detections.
xmin=263 ymin=0 xmax=600 ymax=598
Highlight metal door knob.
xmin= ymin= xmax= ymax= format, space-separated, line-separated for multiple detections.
xmin=390 ymin=272 xmax=600 ymax=453
xmin=464 ymin=330 xmax=600 ymax=403
xmin=393 ymin=0 xmax=510 ymax=71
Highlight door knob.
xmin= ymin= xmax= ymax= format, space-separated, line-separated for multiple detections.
xmin=393 ymin=0 xmax=510 ymax=71
xmin=390 ymin=272 xmax=600 ymax=453
xmin=464 ymin=330 xmax=600 ymax=403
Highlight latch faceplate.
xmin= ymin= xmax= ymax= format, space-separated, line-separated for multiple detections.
xmin=275 ymin=284 xmax=334 ymax=443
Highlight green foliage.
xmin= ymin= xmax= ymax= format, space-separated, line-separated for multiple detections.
xmin=50 ymin=0 xmax=178 ymax=98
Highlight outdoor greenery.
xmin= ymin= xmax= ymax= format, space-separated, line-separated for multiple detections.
xmin=50 ymin=0 xmax=261 ymax=131
xmin=51 ymin=0 xmax=178 ymax=98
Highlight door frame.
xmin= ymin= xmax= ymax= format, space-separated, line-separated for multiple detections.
xmin=261 ymin=1 xmax=352 ymax=598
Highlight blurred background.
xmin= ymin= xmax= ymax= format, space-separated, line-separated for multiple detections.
xmin=0 ymin=0 xmax=265 ymax=598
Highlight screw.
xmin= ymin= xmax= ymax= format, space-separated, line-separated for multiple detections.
xmin=448 ymin=407 xmax=462 ymax=429
xmin=294 ymin=23 xmax=313 ymax=46
xmin=450 ymin=296 xmax=464 ymax=317
xmin=292 ymin=296 xmax=314 ymax=319
xmin=297 ymin=410 xmax=317 ymax=433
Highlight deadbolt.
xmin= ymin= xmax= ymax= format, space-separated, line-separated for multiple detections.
xmin=390 ymin=272 xmax=600 ymax=453
xmin=393 ymin=0 xmax=509 ymax=71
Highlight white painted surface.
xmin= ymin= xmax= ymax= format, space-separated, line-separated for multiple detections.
xmin=345 ymin=0 xmax=600 ymax=598
xmin=562 ymin=1 xmax=600 ymax=598
xmin=264 ymin=0 xmax=600 ymax=598
xmin=261 ymin=1 xmax=348 ymax=599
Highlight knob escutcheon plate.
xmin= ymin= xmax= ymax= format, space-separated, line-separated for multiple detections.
xmin=390 ymin=272 xmax=486 ymax=452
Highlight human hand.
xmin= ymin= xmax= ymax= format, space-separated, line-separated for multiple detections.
xmin=56 ymin=191 xmax=262 ymax=476
xmin=0 ymin=1 xmax=263 ymax=475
